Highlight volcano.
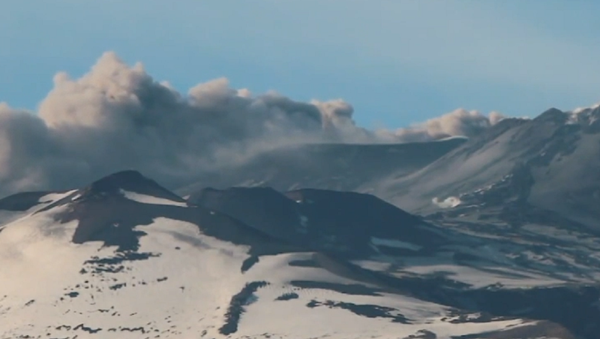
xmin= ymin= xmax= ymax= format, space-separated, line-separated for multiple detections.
xmin=1 ymin=168 xmax=599 ymax=338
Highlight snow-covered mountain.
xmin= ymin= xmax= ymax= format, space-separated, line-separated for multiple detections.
xmin=4 ymin=106 xmax=600 ymax=338
xmin=378 ymin=106 xmax=600 ymax=231
xmin=1 ymin=170 xmax=599 ymax=339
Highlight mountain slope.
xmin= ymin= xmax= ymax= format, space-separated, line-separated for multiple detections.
xmin=178 ymin=138 xmax=466 ymax=196
xmin=189 ymin=186 xmax=442 ymax=258
xmin=186 ymin=186 xmax=600 ymax=339
xmin=0 ymin=171 xmax=584 ymax=339
xmin=377 ymin=107 xmax=600 ymax=233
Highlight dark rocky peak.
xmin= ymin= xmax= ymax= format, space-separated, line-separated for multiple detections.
xmin=77 ymin=170 xmax=185 ymax=203
xmin=28 ymin=176 xmax=297 ymax=254
xmin=32 ymin=170 xmax=185 ymax=214
xmin=534 ymin=107 xmax=567 ymax=124
xmin=86 ymin=170 xmax=157 ymax=194
xmin=190 ymin=186 xmax=446 ymax=257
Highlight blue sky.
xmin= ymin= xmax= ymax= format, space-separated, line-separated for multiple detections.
xmin=1 ymin=1 xmax=600 ymax=128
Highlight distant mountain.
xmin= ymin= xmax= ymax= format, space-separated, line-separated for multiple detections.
xmin=178 ymin=105 xmax=600 ymax=236
xmin=178 ymin=137 xmax=466 ymax=196
xmin=1 ymin=171 xmax=599 ymax=338
xmin=376 ymin=106 xmax=600 ymax=234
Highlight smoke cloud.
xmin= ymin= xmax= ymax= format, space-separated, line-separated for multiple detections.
xmin=377 ymin=109 xmax=505 ymax=143
xmin=0 ymin=52 xmax=503 ymax=196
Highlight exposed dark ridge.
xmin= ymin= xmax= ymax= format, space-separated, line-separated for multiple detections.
xmin=36 ymin=170 xmax=186 ymax=214
xmin=88 ymin=170 xmax=148 ymax=193
xmin=285 ymin=188 xmax=413 ymax=213
xmin=219 ymin=281 xmax=269 ymax=335
xmin=285 ymin=189 xmax=442 ymax=247
xmin=189 ymin=186 xmax=291 ymax=209
xmin=191 ymin=186 xmax=445 ymax=258
xmin=0 ymin=191 xmax=55 ymax=211
xmin=54 ymin=189 xmax=302 ymax=255
xmin=83 ymin=170 xmax=185 ymax=202
xmin=534 ymin=107 xmax=567 ymax=123
xmin=189 ymin=186 xmax=300 ymax=240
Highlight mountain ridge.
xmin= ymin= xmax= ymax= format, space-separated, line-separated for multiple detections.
xmin=2 ymin=169 xmax=599 ymax=338
xmin=2 ymin=170 xmax=597 ymax=338
xmin=2 ymin=105 xmax=600 ymax=338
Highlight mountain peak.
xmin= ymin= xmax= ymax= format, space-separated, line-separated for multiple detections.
xmin=75 ymin=170 xmax=185 ymax=204
xmin=88 ymin=170 xmax=147 ymax=192
xmin=534 ymin=107 xmax=568 ymax=123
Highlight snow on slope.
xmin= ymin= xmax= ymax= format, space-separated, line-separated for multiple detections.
xmin=119 ymin=189 xmax=188 ymax=207
xmin=370 ymin=237 xmax=422 ymax=252
xmin=0 ymin=194 xmax=540 ymax=339
xmin=0 ymin=190 xmax=76 ymax=226
xmin=570 ymin=102 xmax=600 ymax=115
xmin=375 ymin=106 xmax=600 ymax=235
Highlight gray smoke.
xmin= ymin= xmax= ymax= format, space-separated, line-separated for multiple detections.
xmin=376 ymin=109 xmax=505 ymax=142
xmin=0 ymin=52 xmax=503 ymax=196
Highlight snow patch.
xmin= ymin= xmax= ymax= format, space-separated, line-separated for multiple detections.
xmin=119 ymin=189 xmax=187 ymax=207
xmin=1 ymin=190 xmax=77 ymax=226
xmin=371 ymin=237 xmax=422 ymax=251
xmin=436 ymin=136 xmax=469 ymax=142
xmin=432 ymin=196 xmax=461 ymax=208
xmin=38 ymin=190 xmax=77 ymax=204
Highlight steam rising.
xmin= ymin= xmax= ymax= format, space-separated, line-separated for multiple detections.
xmin=0 ymin=52 xmax=503 ymax=196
